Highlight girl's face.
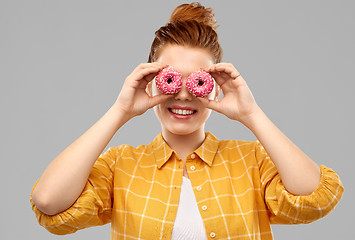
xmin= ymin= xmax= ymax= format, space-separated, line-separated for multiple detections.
xmin=151 ymin=44 xmax=218 ymax=136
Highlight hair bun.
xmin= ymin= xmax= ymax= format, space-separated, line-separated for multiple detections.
xmin=169 ymin=2 xmax=218 ymax=30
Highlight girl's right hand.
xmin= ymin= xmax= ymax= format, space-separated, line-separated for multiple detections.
xmin=113 ymin=62 xmax=170 ymax=120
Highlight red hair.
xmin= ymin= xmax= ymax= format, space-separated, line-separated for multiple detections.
xmin=148 ymin=2 xmax=223 ymax=64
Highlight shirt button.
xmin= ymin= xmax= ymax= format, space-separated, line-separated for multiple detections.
xmin=196 ymin=186 xmax=202 ymax=191
xmin=191 ymin=153 xmax=196 ymax=159
xmin=190 ymin=166 xmax=196 ymax=171
xmin=210 ymin=232 xmax=216 ymax=238
xmin=202 ymin=205 xmax=207 ymax=211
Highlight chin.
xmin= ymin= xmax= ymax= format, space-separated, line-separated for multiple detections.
xmin=166 ymin=124 xmax=204 ymax=136
xmin=170 ymin=129 xmax=194 ymax=136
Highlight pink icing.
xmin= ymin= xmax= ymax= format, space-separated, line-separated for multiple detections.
xmin=155 ymin=66 xmax=182 ymax=95
xmin=186 ymin=70 xmax=214 ymax=97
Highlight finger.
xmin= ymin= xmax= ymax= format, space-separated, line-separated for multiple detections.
xmin=130 ymin=63 xmax=166 ymax=78
xmin=144 ymin=63 xmax=172 ymax=83
xmin=148 ymin=94 xmax=171 ymax=109
xmin=133 ymin=65 xmax=168 ymax=85
xmin=203 ymin=66 xmax=230 ymax=85
xmin=210 ymin=72 xmax=227 ymax=87
xmin=144 ymin=72 xmax=158 ymax=83
xmin=197 ymin=97 xmax=224 ymax=114
xmin=214 ymin=64 xmax=241 ymax=79
xmin=135 ymin=62 xmax=168 ymax=71
xmin=205 ymin=63 xmax=241 ymax=80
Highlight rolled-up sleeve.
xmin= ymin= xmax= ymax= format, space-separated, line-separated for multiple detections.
xmin=30 ymin=147 xmax=117 ymax=235
xmin=256 ymin=141 xmax=344 ymax=225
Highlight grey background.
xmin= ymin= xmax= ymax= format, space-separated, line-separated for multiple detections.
xmin=1 ymin=0 xmax=353 ymax=239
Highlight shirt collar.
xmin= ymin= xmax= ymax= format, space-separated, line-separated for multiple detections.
xmin=151 ymin=132 xmax=220 ymax=169
xmin=151 ymin=133 xmax=174 ymax=169
xmin=195 ymin=132 xmax=219 ymax=167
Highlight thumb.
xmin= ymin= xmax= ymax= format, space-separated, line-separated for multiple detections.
xmin=148 ymin=94 xmax=171 ymax=109
xmin=197 ymin=97 xmax=224 ymax=114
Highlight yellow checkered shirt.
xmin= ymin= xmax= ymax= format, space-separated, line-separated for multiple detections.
xmin=31 ymin=132 xmax=343 ymax=239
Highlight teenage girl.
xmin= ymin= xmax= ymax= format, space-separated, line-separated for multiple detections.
xmin=31 ymin=3 xmax=343 ymax=239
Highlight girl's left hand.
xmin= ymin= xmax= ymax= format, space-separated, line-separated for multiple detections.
xmin=199 ymin=63 xmax=261 ymax=124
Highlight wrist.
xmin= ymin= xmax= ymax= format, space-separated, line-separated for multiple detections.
xmin=108 ymin=103 xmax=132 ymax=127
xmin=239 ymin=106 xmax=266 ymax=131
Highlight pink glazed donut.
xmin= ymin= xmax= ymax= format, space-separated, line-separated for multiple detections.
xmin=186 ymin=70 xmax=214 ymax=97
xmin=155 ymin=66 xmax=183 ymax=95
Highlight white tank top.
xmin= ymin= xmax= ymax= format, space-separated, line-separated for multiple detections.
xmin=171 ymin=176 xmax=207 ymax=240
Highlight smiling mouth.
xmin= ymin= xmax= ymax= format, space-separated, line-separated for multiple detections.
xmin=169 ymin=108 xmax=197 ymax=116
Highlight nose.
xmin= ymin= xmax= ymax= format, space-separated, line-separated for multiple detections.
xmin=174 ymin=79 xmax=193 ymax=101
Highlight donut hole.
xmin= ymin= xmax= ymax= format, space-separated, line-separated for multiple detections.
xmin=197 ymin=79 xmax=204 ymax=86
xmin=167 ymin=78 xmax=173 ymax=84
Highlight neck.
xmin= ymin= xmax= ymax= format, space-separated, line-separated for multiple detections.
xmin=162 ymin=128 xmax=206 ymax=160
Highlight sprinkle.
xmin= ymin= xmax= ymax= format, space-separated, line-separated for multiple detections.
xmin=155 ymin=66 xmax=182 ymax=95
xmin=186 ymin=70 xmax=214 ymax=97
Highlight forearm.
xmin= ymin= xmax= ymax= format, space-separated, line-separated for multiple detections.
xmin=242 ymin=107 xmax=321 ymax=196
xmin=32 ymin=104 xmax=130 ymax=215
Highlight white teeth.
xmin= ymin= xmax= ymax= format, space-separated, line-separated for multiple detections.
xmin=171 ymin=109 xmax=194 ymax=115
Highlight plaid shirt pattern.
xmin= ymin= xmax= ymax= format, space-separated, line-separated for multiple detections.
xmin=31 ymin=132 xmax=343 ymax=239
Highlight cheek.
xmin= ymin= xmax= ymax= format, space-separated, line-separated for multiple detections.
xmin=153 ymin=104 xmax=163 ymax=122
xmin=201 ymin=108 xmax=212 ymax=122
